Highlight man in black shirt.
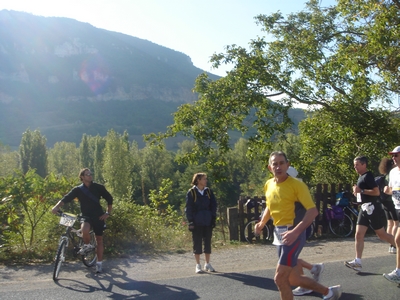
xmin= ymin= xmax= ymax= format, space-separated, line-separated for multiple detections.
xmin=52 ymin=168 xmax=113 ymax=273
xmin=344 ymin=156 xmax=394 ymax=272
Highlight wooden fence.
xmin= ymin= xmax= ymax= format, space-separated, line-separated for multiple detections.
xmin=227 ymin=183 xmax=352 ymax=241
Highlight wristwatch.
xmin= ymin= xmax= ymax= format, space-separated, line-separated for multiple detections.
xmin=105 ymin=212 xmax=110 ymax=216
xmin=361 ymin=189 xmax=364 ymax=194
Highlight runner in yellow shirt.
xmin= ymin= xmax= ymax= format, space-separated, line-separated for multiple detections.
xmin=255 ymin=151 xmax=342 ymax=300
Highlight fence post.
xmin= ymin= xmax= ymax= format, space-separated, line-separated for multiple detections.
xmin=238 ymin=196 xmax=246 ymax=242
xmin=227 ymin=206 xmax=239 ymax=241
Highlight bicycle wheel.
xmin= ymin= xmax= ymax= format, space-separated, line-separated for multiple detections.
xmin=244 ymin=220 xmax=271 ymax=243
xmin=329 ymin=213 xmax=354 ymax=237
xmin=53 ymin=238 xmax=67 ymax=281
xmin=81 ymin=231 xmax=97 ymax=267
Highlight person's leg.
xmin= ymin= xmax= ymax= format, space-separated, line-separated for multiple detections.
xmin=192 ymin=226 xmax=204 ymax=272
xmin=275 ymin=229 xmax=306 ymax=299
xmin=275 ymin=264 xmax=294 ymax=300
xmin=293 ymin=259 xmax=325 ymax=295
xmin=371 ymin=206 xmax=395 ymax=246
xmin=355 ymin=224 xmax=368 ymax=259
xmin=297 ymin=258 xmax=312 ymax=272
xmin=194 ymin=254 xmax=200 ymax=264
xmin=289 ymin=264 xmax=329 ymax=296
xmin=396 ymin=227 xmax=400 ymax=269
xmin=96 ymin=235 xmax=103 ymax=261
xmin=203 ymin=227 xmax=215 ymax=271
xmin=387 ymin=219 xmax=394 ymax=236
xmin=81 ymin=221 xmax=91 ymax=244
xmin=374 ymin=227 xmax=395 ymax=246
xmin=393 ymin=221 xmax=399 ymax=237
xmin=205 ymin=253 xmax=210 ymax=264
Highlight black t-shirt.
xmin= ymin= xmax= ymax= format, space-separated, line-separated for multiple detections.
xmin=61 ymin=182 xmax=113 ymax=217
xmin=357 ymin=171 xmax=379 ymax=203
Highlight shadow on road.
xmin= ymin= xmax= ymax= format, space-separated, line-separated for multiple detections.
xmin=54 ymin=266 xmax=199 ymax=299
xmin=215 ymin=271 xmax=277 ymax=291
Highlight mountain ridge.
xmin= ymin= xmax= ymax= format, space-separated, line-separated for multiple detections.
xmin=0 ymin=10 xmax=305 ymax=149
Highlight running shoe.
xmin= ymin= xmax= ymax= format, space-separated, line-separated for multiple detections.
xmin=344 ymin=259 xmax=362 ymax=272
xmin=383 ymin=270 xmax=400 ymax=284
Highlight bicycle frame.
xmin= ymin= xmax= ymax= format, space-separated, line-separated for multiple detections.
xmin=53 ymin=212 xmax=97 ymax=281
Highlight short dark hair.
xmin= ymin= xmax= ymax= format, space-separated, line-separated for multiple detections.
xmin=354 ymin=156 xmax=368 ymax=166
xmin=269 ymin=151 xmax=288 ymax=165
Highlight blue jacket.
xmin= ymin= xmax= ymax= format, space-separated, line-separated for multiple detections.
xmin=185 ymin=187 xmax=217 ymax=226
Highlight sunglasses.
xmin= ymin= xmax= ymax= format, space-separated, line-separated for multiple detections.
xmin=392 ymin=154 xmax=399 ymax=158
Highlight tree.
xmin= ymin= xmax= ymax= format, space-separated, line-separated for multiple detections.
xmin=79 ymin=134 xmax=92 ymax=169
xmin=146 ymin=0 xmax=399 ymax=182
xmin=337 ymin=0 xmax=400 ymax=96
xmin=138 ymin=145 xmax=175 ymax=205
xmin=102 ymin=130 xmax=132 ymax=199
xmin=19 ymin=129 xmax=48 ymax=177
xmin=0 ymin=170 xmax=72 ymax=250
xmin=48 ymin=142 xmax=79 ymax=179
xmin=0 ymin=144 xmax=19 ymax=177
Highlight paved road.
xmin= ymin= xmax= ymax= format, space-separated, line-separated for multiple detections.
xmin=1 ymin=255 xmax=399 ymax=299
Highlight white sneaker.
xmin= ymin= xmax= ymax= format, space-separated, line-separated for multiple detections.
xmin=78 ymin=244 xmax=94 ymax=255
xmin=204 ymin=263 xmax=215 ymax=272
xmin=323 ymin=285 xmax=342 ymax=300
xmin=195 ymin=264 xmax=202 ymax=273
xmin=96 ymin=263 xmax=102 ymax=273
xmin=344 ymin=259 xmax=362 ymax=272
xmin=292 ymin=286 xmax=312 ymax=296
xmin=383 ymin=269 xmax=400 ymax=284
xmin=311 ymin=263 xmax=324 ymax=282
xmin=389 ymin=246 xmax=397 ymax=254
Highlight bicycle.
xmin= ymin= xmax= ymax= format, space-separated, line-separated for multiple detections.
xmin=244 ymin=200 xmax=273 ymax=243
xmin=327 ymin=197 xmax=386 ymax=238
xmin=53 ymin=211 xmax=97 ymax=281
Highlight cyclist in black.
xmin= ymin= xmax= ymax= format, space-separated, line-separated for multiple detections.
xmin=51 ymin=168 xmax=113 ymax=273
xmin=344 ymin=156 xmax=395 ymax=272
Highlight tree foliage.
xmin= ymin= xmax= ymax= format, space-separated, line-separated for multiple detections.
xmin=48 ymin=141 xmax=80 ymax=179
xmin=146 ymin=0 xmax=400 ymax=182
xmin=19 ymin=129 xmax=48 ymax=177
xmin=102 ymin=130 xmax=132 ymax=199
xmin=0 ymin=170 xmax=72 ymax=250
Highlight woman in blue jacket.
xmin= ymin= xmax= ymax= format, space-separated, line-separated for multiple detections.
xmin=185 ymin=173 xmax=217 ymax=273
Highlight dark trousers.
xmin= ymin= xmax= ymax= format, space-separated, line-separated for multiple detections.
xmin=192 ymin=225 xmax=212 ymax=254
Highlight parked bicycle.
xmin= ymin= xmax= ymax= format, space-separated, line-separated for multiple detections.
xmin=53 ymin=211 xmax=97 ymax=281
xmin=326 ymin=191 xmax=386 ymax=237
xmin=244 ymin=200 xmax=273 ymax=243
xmin=244 ymin=200 xmax=316 ymax=243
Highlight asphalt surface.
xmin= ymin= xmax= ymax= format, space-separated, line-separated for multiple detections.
xmin=1 ymin=237 xmax=399 ymax=299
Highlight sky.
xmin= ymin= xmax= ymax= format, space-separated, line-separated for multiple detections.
xmin=0 ymin=0 xmax=335 ymax=77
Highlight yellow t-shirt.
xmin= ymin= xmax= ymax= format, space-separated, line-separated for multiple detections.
xmin=264 ymin=176 xmax=315 ymax=226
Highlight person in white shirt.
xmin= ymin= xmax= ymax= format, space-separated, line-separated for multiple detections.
xmin=383 ymin=146 xmax=400 ymax=284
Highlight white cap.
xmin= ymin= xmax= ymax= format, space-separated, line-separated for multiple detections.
xmin=287 ymin=166 xmax=298 ymax=178
xmin=389 ymin=146 xmax=400 ymax=154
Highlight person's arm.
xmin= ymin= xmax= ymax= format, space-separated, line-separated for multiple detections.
xmin=51 ymin=200 xmax=64 ymax=214
xmin=384 ymin=185 xmax=392 ymax=195
xmin=185 ymin=190 xmax=195 ymax=230
xmin=100 ymin=204 xmax=112 ymax=220
xmin=354 ymin=185 xmax=380 ymax=196
xmin=292 ymin=207 xmax=318 ymax=236
xmin=52 ymin=187 xmax=77 ymax=214
xmin=255 ymin=207 xmax=270 ymax=235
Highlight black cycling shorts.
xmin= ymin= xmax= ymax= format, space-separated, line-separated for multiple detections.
xmin=81 ymin=215 xmax=106 ymax=236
